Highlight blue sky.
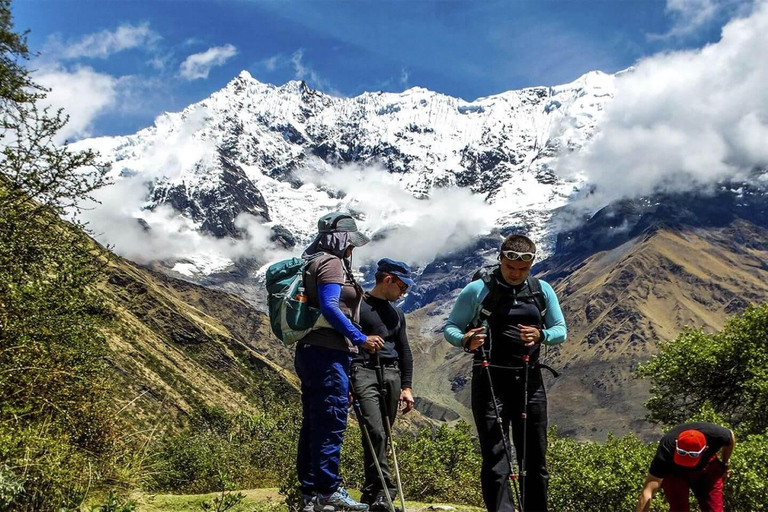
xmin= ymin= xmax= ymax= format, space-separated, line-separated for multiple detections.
xmin=16 ymin=0 xmax=743 ymax=139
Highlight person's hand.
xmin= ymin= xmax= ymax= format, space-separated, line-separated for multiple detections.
xmin=399 ymin=388 xmax=415 ymax=414
xmin=361 ymin=335 xmax=385 ymax=353
xmin=348 ymin=392 xmax=354 ymax=407
xmin=462 ymin=327 xmax=486 ymax=352
xmin=721 ymin=460 xmax=732 ymax=480
xmin=519 ymin=324 xmax=541 ymax=347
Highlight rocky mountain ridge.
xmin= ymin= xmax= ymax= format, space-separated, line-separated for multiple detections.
xmin=73 ymin=70 xmax=618 ymax=284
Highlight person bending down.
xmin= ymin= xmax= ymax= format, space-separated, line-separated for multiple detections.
xmin=635 ymin=422 xmax=735 ymax=512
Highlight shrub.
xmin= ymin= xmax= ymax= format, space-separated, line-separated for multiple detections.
xmin=637 ymin=305 xmax=768 ymax=435
xmin=396 ymin=422 xmax=483 ymax=506
xmin=152 ymin=406 xmax=300 ymax=494
xmin=722 ymin=430 xmax=768 ymax=512
xmin=548 ymin=430 xmax=661 ymax=512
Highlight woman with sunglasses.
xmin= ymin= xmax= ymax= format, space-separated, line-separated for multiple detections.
xmin=635 ymin=422 xmax=735 ymax=512
xmin=444 ymin=234 xmax=567 ymax=512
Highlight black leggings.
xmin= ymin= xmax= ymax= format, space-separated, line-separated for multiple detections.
xmin=471 ymin=365 xmax=549 ymax=512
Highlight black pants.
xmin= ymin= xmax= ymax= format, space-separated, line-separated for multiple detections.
xmin=472 ymin=364 xmax=549 ymax=512
xmin=350 ymin=363 xmax=401 ymax=503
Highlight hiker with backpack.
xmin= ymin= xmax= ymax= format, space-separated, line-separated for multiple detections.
xmin=290 ymin=212 xmax=384 ymax=512
xmin=635 ymin=422 xmax=735 ymax=512
xmin=444 ymin=234 xmax=566 ymax=512
xmin=351 ymin=258 xmax=416 ymax=512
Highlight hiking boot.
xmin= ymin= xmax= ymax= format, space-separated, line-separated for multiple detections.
xmin=369 ymin=495 xmax=400 ymax=512
xmin=302 ymin=494 xmax=317 ymax=512
xmin=314 ymin=487 xmax=369 ymax=512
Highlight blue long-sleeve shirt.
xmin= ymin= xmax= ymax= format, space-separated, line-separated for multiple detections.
xmin=318 ymin=282 xmax=367 ymax=346
xmin=444 ymin=278 xmax=567 ymax=347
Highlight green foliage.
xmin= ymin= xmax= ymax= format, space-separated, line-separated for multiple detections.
xmin=0 ymin=421 xmax=95 ymax=510
xmin=637 ymin=305 xmax=768 ymax=435
xmin=0 ymin=2 xmax=122 ymax=509
xmin=199 ymin=472 xmax=245 ymax=512
xmin=0 ymin=0 xmax=38 ymax=105
xmin=339 ymin=424 xmax=365 ymax=491
xmin=89 ymin=491 xmax=137 ymax=512
xmin=153 ymin=406 xmax=301 ymax=494
xmin=548 ymin=429 xmax=661 ymax=512
xmin=0 ymin=464 xmax=23 ymax=509
xmin=395 ymin=422 xmax=482 ymax=506
xmin=277 ymin=464 xmax=303 ymax=512
xmin=724 ymin=430 xmax=768 ymax=511
xmin=277 ymin=420 xmax=483 ymax=510
xmin=277 ymin=424 xmax=367 ymax=512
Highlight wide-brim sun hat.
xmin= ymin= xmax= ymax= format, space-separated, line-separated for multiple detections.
xmin=317 ymin=212 xmax=370 ymax=247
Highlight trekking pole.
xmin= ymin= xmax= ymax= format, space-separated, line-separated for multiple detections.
xmin=373 ymin=354 xmax=407 ymax=512
xmin=520 ymin=353 xmax=530 ymax=512
xmin=352 ymin=397 xmax=397 ymax=512
xmin=478 ymin=344 xmax=523 ymax=512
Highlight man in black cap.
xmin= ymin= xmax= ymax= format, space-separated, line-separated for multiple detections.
xmin=351 ymin=258 xmax=416 ymax=511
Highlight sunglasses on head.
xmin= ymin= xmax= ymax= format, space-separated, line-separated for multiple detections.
xmin=675 ymin=440 xmax=708 ymax=458
xmin=501 ymin=250 xmax=536 ymax=262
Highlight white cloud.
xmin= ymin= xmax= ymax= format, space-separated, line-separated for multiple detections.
xmin=75 ymin=107 xmax=291 ymax=267
xmin=290 ymin=49 xmax=341 ymax=96
xmin=147 ymin=54 xmax=171 ymax=71
xmin=263 ymin=55 xmax=280 ymax=71
xmin=258 ymin=50 xmax=341 ymax=95
xmin=29 ymin=23 xmax=170 ymax=142
xmin=179 ymin=44 xmax=237 ymax=80
xmin=400 ymin=68 xmax=410 ymax=88
xmin=46 ymin=23 xmax=160 ymax=60
xmin=299 ymin=165 xmax=496 ymax=267
xmin=649 ymin=0 xmax=723 ymax=40
xmin=560 ymin=0 xmax=768 ymax=206
xmin=34 ymin=65 xmax=118 ymax=143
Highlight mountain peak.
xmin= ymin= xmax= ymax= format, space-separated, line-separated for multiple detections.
xmin=279 ymin=79 xmax=313 ymax=95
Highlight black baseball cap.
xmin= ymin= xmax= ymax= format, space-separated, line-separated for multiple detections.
xmin=377 ymin=258 xmax=415 ymax=288
xmin=317 ymin=212 xmax=370 ymax=247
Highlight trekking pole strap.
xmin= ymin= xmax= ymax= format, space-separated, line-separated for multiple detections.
xmin=472 ymin=361 xmax=560 ymax=377
xmin=537 ymin=363 xmax=560 ymax=378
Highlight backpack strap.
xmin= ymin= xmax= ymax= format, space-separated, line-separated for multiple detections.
xmin=523 ymin=275 xmax=548 ymax=324
xmin=474 ymin=270 xmax=548 ymax=327
xmin=475 ymin=267 xmax=504 ymax=327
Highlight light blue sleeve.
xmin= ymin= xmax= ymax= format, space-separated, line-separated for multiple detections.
xmin=540 ymin=280 xmax=567 ymax=345
xmin=443 ymin=280 xmax=487 ymax=347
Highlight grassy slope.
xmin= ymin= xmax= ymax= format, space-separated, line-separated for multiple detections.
xmin=93 ymin=246 xmax=299 ymax=432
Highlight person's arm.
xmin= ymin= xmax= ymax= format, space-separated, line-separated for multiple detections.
xmin=318 ymin=283 xmax=367 ymax=346
xmin=635 ymin=475 xmax=663 ymax=512
xmin=444 ymin=281 xmax=484 ymax=347
xmin=396 ymin=309 xmax=414 ymax=389
xmin=395 ymin=309 xmax=415 ymax=413
xmin=720 ymin=429 xmax=736 ymax=474
xmin=540 ymin=281 xmax=567 ymax=345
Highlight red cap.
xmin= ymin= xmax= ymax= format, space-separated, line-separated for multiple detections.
xmin=673 ymin=430 xmax=707 ymax=467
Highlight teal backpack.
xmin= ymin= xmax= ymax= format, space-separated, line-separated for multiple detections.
xmin=265 ymin=254 xmax=332 ymax=346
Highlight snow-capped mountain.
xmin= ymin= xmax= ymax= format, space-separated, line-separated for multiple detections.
xmin=73 ymin=69 xmax=618 ymax=304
